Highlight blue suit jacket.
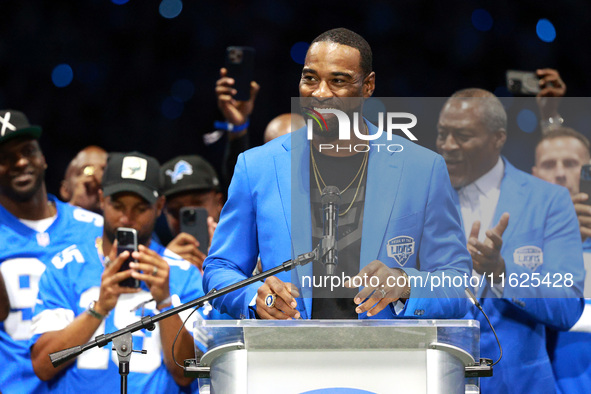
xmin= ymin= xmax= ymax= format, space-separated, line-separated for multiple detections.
xmin=547 ymin=238 xmax=591 ymax=394
xmin=460 ymin=159 xmax=585 ymax=394
xmin=204 ymin=124 xmax=472 ymax=320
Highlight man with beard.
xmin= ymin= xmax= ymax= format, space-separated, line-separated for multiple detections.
xmin=436 ymin=89 xmax=585 ymax=393
xmin=159 ymin=155 xmax=223 ymax=272
xmin=30 ymin=152 xmax=205 ymax=393
xmin=60 ymin=145 xmax=108 ymax=213
xmin=203 ymin=28 xmax=472 ymax=321
xmin=532 ymin=126 xmax=591 ymax=392
xmin=0 ymin=110 xmax=103 ymax=393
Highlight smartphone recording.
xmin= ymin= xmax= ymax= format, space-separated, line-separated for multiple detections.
xmin=116 ymin=227 xmax=140 ymax=288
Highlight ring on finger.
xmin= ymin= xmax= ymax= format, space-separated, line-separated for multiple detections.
xmin=151 ymin=266 xmax=158 ymax=276
xmin=265 ymin=293 xmax=276 ymax=308
xmin=376 ymin=288 xmax=387 ymax=298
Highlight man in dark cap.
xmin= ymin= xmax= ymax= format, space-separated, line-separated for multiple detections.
xmin=159 ymin=155 xmax=224 ymax=271
xmin=30 ymin=152 xmax=207 ymax=393
xmin=0 ymin=110 xmax=103 ymax=393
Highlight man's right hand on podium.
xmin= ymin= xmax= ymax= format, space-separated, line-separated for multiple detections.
xmin=256 ymin=276 xmax=301 ymax=319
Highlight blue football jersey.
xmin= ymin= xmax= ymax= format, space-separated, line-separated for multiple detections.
xmin=0 ymin=195 xmax=103 ymax=394
xmin=32 ymin=239 xmax=206 ymax=394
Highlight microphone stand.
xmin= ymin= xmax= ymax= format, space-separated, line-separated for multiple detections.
xmin=48 ymin=248 xmax=332 ymax=394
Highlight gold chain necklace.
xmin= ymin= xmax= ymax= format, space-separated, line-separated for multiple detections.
xmin=310 ymin=145 xmax=369 ymax=217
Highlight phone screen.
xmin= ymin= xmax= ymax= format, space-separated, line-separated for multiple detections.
xmin=506 ymin=70 xmax=540 ymax=96
xmin=116 ymin=227 xmax=140 ymax=288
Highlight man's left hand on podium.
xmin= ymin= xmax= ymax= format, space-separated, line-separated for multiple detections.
xmin=345 ymin=260 xmax=410 ymax=317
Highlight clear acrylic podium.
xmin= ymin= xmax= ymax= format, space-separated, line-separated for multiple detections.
xmin=193 ymin=319 xmax=480 ymax=394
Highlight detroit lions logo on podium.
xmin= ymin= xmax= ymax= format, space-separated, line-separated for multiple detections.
xmin=387 ymin=236 xmax=415 ymax=267
xmin=165 ymin=160 xmax=193 ymax=184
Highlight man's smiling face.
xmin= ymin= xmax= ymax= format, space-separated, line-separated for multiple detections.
xmin=299 ymin=41 xmax=374 ymax=139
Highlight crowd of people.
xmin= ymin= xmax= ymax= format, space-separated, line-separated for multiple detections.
xmin=1 ymin=27 xmax=589 ymax=393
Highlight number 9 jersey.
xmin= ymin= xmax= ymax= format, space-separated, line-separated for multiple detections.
xmin=0 ymin=195 xmax=103 ymax=394
xmin=30 ymin=240 xmax=206 ymax=393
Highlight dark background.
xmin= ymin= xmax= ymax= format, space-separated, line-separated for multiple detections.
xmin=1 ymin=0 xmax=590 ymax=196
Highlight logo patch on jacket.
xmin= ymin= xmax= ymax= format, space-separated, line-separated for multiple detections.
xmin=387 ymin=236 xmax=415 ymax=267
xmin=513 ymin=246 xmax=543 ymax=271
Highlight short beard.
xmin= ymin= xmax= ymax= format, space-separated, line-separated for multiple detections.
xmin=309 ymin=115 xmax=341 ymax=141
xmin=5 ymin=168 xmax=45 ymax=202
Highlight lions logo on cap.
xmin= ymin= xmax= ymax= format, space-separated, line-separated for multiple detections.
xmin=513 ymin=245 xmax=543 ymax=271
xmin=165 ymin=160 xmax=193 ymax=184
xmin=387 ymin=236 xmax=415 ymax=267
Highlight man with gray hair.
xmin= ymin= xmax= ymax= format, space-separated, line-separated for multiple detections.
xmin=436 ymin=88 xmax=585 ymax=393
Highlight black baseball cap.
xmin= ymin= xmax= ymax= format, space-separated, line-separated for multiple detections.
xmin=102 ymin=152 xmax=161 ymax=204
xmin=0 ymin=110 xmax=42 ymax=145
xmin=161 ymin=155 xmax=220 ymax=197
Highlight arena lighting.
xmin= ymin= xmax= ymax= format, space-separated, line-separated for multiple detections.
xmin=111 ymin=0 xmax=129 ymax=5
xmin=51 ymin=64 xmax=74 ymax=88
xmin=290 ymin=42 xmax=309 ymax=65
xmin=472 ymin=9 xmax=493 ymax=32
xmin=159 ymin=0 xmax=183 ymax=19
xmin=517 ymin=109 xmax=537 ymax=133
xmin=536 ymin=19 xmax=556 ymax=43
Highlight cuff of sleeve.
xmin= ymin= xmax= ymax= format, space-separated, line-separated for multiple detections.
xmin=243 ymin=285 xmax=260 ymax=319
xmin=391 ymin=300 xmax=407 ymax=315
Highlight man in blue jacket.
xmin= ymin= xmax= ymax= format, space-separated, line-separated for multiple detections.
xmin=436 ymin=89 xmax=585 ymax=393
xmin=203 ymin=28 xmax=472 ymax=321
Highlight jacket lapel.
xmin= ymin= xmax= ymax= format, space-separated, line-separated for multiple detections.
xmin=359 ymin=125 xmax=404 ymax=269
xmin=491 ymin=158 xmax=527 ymax=239
xmin=477 ymin=158 xmax=527 ymax=298
xmin=274 ymin=131 xmax=314 ymax=317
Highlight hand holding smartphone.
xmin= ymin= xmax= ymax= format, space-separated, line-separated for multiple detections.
xmin=180 ymin=207 xmax=210 ymax=255
xmin=506 ymin=70 xmax=541 ymax=96
xmin=225 ymin=46 xmax=255 ymax=101
xmin=116 ymin=227 xmax=140 ymax=288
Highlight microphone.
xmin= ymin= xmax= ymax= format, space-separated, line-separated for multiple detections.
xmin=321 ymin=186 xmax=340 ymax=275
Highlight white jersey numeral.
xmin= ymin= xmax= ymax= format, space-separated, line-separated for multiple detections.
xmin=73 ymin=208 xmax=103 ymax=227
xmin=77 ymin=288 xmax=162 ymax=373
xmin=1 ymin=258 xmax=46 ymax=340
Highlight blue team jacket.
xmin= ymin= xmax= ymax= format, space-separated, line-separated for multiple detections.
xmin=204 ymin=123 xmax=472 ymax=320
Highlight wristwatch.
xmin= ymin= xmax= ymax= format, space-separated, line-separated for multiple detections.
xmin=86 ymin=300 xmax=106 ymax=320
xmin=394 ymin=268 xmax=412 ymax=299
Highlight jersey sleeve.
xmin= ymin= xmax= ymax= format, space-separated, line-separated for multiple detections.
xmin=30 ymin=252 xmax=78 ymax=341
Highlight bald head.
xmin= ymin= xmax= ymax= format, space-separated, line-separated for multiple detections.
xmin=60 ymin=145 xmax=108 ymax=212
xmin=263 ymin=113 xmax=306 ymax=143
